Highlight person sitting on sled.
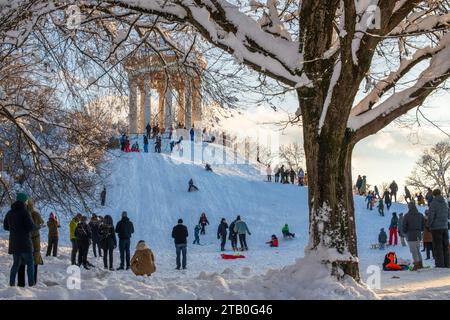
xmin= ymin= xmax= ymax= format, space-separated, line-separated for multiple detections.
xmin=282 ymin=224 xmax=295 ymax=238
xmin=266 ymin=235 xmax=279 ymax=247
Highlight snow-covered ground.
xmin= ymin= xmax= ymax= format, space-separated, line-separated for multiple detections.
xmin=0 ymin=141 xmax=449 ymax=300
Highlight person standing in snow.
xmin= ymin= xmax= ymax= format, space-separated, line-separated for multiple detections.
xmin=378 ymin=228 xmax=387 ymax=250
xmin=422 ymin=210 xmax=433 ymax=260
xmin=228 ymin=218 xmax=238 ymax=251
xmin=266 ymin=164 xmax=272 ymax=182
xmin=46 ymin=212 xmax=60 ymax=257
xmin=425 ymin=187 xmax=433 ymax=206
xmin=115 ymin=211 xmax=135 ymax=270
xmin=143 ymin=134 xmax=149 ymax=153
xmin=279 ymin=165 xmax=285 ymax=184
xmin=146 ymin=123 xmax=152 ymax=139
xmin=131 ymin=240 xmax=156 ymax=276
xmin=70 ymin=213 xmax=82 ymax=265
xmin=172 ymin=219 xmax=188 ymax=270
xmin=89 ymin=214 xmax=102 ymax=258
xmin=397 ymin=213 xmax=406 ymax=247
xmin=360 ymin=176 xmax=367 ymax=195
xmin=389 ymin=212 xmax=399 ymax=246
xmin=383 ymin=189 xmax=392 ymax=211
xmin=120 ymin=133 xmax=126 ymax=151
xmin=355 ymin=175 xmax=362 ymax=194
xmin=402 ymin=201 xmax=425 ymax=271
xmin=3 ymin=193 xmax=36 ymax=287
xmin=75 ymin=216 xmax=92 ymax=270
xmin=289 ymin=168 xmax=296 ymax=184
xmin=390 ymin=180 xmax=398 ymax=202
xmin=378 ymin=198 xmax=384 ymax=216
xmin=198 ymin=212 xmax=209 ymax=235
xmin=365 ymin=192 xmax=373 ymax=210
xmin=298 ymin=168 xmax=305 ymax=186
xmin=374 ymin=185 xmax=380 ymax=199
xmin=233 ymin=215 xmax=251 ymax=251
xmin=192 ymin=224 xmax=201 ymax=245
xmin=100 ymin=186 xmax=106 ymax=206
xmin=217 ymin=218 xmax=228 ymax=251
xmin=274 ymin=166 xmax=280 ymax=183
xmin=404 ymin=186 xmax=412 ymax=203
xmin=428 ymin=189 xmax=450 ymax=268
xmin=190 ymin=125 xmax=195 ymax=142
xmin=99 ymin=215 xmax=117 ymax=271
xmin=155 ymin=133 xmax=162 ymax=153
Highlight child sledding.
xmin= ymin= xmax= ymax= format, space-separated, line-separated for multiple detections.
xmin=266 ymin=235 xmax=279 ymax=247
xmin=282 ymin=224 xmax=295 ymax=239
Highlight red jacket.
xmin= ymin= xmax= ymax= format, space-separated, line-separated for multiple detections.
xmin=267 ymin=238 xmax=278 ymax=247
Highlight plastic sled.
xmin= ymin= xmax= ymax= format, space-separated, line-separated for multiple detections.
xmin=221 ymin=253 xmax=246 ymax=259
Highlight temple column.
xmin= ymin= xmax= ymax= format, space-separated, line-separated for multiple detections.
xmin=192 ymin=81 xmax=202 ymax=126
xmin=139 ymin=81 xmax=145 ymax=133
xmin=184 ymin=81 xmax=192 ymax=129
xmin=128 ymin=78 xmax=138 ymax=134
xmin=177 ymin=88 xmax=185 ymax=127
xmin=143 ymin=77 xmax=151 ymax=128
xmin=157 ymin=85 xmax=165 ymax=129
xmin=164 ymin=84 xmax=173 ymax=129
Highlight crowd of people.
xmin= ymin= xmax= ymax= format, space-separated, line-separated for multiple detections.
xmin=265 ymin=164 xmax=308 ymax=186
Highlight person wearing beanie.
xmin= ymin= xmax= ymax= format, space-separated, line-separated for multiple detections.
xmin=172 ymin=219 xmax=188 ymax=270
xmin=3 ymin=193 xmax=36 ymax=287
xmin=115 ymin=211 xmax=134 ymax=270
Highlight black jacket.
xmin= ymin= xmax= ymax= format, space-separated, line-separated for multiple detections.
xmin=228 ymin=221 xmax=237 ymax=239
xmin=3 ymin=201 xmax=36 ymax=254
xmin=89 ymin=220 xmax=101 ymax=242
xmin=172 ymin=224 xmax=188 ymax=244
xmin=217 ymin=222 xmax=228 ymax=238
xmin=99 ymin=223 xmax=117 ymax=249
xmin=115 ymin=217 xmax=134 ymax=240
xmin=75 ymin=222 xmax=92 ymax=242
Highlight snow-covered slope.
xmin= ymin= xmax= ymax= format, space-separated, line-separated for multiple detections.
xmin=0 ymin=142 xmax=447 ymax=299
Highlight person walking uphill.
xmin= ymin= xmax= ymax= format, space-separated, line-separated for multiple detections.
xmin=199 ymin=212 xmax=209 ymax=235
xmin=70 ymin=213 xmax=82 ymax=265
xmin=193 ymin=224 xmax=201 ymax=245
xmin=402 ymin=201 xmax=425 ymax=270
xmin=228 ymin=218 xmax=238 ymax=251
xmin=99 ymin=215 xmax=117 ymax=270
xmin=46 ymin=212 xmax=60 ymax=257
xmin=389 ymin=212 xmax=399 ymax=246
xmin=217 ymin=218 xmax=228 ymax=251
xmin=428 ymin=189 xmax=450 ymax=268
xmin=3 ymin=193 xmax=36 ymax=287
xmin=172 ymin=219 xmax=188 ymax=270
xmin=234 ymin=216 xmax=251 ymax=251
xmin=115 ymin=211 xmax=134 ymax=270
xmin=131 ymin=240 xmax=156 ymax=276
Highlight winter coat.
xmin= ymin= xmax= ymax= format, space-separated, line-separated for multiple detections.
xmin=228 ymin=221 xmax=237 ymax=240
xmin=274 ymin=169 xmax=280 ymax=177
xmin=194 ymin=225 xmax=201 ymax=237
xmin=69 ymin=217 xmax=78 ymax=240
xmin=131 ymin=242 xmax=156 ymax=276
xmin=172 ymin=223 xmax=188 ymax=244
xmin=402 ymin=203 xmax=424 ymax=241
xmin=266 ymin=167 xmax=272 ymax=175
xmin=360 ymin=179 xmax=367 ymax=194
xmin=428 ymin=195 xmax=450 ymax=230
xmin=75 ymin=222 xmax=92 ymax=242
xmin=398 ymin=215 xmax=405 ymax=237
xmin=378 ymin=230 xmax=387 ymax=244
xmin=234 ymin=220 xmax=251 ymax=235
xmin=89 ymin=220 xmax=101 ymax=243
xmin=99 ymin=223 xmax=117 ymax=250
xmin=289 ymin=170 xmax=295 ymax=180
xmin=389 ymin=216 xmax=398 ymax=229
xmin=143 ymin=136 xmax=149 ymax=145
xmin=405 ymin=187 xmax=411 ymax=199
xmin=298 ymin=169 xmax=305 ymax=179
xmin=199 ymin=216 xmax=209 ymax=226
xmin=390 ymin=182 xmax=398 ymax=193
xmin=3 ymin=201 xmax=35 ymax=254
xmin=383 ymin=191 xmax=391 ymax=204
xmin=30 ymin=210 xmax=44 ymax=265
xmin=423 ymin=216 xmax=433 ymax=243
xmin=217 ymin=222 xmax=228 ymax=238
xmin=115 ymin=217 xmax=135 ymax=240
xmin=47 ymin=218 xmax=60 ymax=239
xmin=378 ymin=199 xmax=384 ymax=210
xmin=282 ymin=225 xmax=289 ymax=233
xmin=425 ymin=190 xmax=433 ymax=204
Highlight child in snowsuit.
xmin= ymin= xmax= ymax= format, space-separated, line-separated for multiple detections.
xmin=378 ymin=198 xmax=384 ymax=216
xmin=199 ymin=212 xmax=209 ymax=235
xmin=378 ymin=228 xmax=387 ymax=249
xmin=193 ymin=224 xmax=201 ymax=245
xmin=282 ymin=224 xmax=295 ymax=238
xmin=266 ymin=235 xmax=279 ymax=247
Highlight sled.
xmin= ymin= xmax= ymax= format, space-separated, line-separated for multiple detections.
xmin=382 ymin=265 xmax=409 ymax=271
xmin=221 ymin=253 xmax=246 ymax=259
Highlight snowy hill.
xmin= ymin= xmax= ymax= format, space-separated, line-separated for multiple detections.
xmin=0 ymin=141 xmax=448 ymax=299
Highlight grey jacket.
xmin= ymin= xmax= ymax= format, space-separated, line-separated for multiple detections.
xmin=233 ymin=220 xmax=251 ymax=235
xmin=402 ymin=203 xmax=424 ymax=241
xmin=398 ymin=215 xmax=405 ymax=237
xmin=428 ymin=195 xmax=450 ymax=230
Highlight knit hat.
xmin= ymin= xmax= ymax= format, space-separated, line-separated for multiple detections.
xmin=122 ymin=211 xmax=128 ymax=218
xmin=178 ymin=218 xmax=183 ymax=224
xmin=16 ymin=192 xmax=29 ymax=203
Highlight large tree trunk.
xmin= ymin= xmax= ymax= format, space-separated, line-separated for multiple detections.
xmin=300 ymin=90 xmax=360 ymax=281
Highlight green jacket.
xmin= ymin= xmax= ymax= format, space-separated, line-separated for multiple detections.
xmin=282 ymin=225 xmax=289 ymax=233
xmin=70 ymin=217 xmax=78 ymax=240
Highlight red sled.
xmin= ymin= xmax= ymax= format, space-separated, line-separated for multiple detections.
xmin=221 ymin=253 xmax=246 ymax=259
